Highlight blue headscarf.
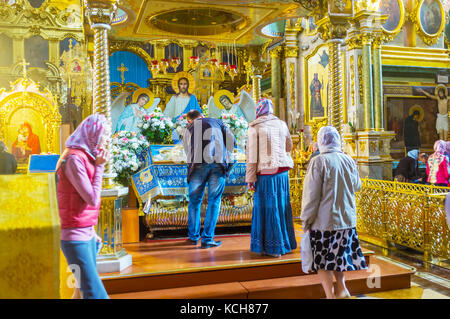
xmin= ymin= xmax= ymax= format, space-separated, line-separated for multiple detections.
xmin=407 ymin=149 xmax=418 ymax=161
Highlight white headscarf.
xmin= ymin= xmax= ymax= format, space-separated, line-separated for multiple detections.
xmin=317 ymin=126 xmax=342 ymax=153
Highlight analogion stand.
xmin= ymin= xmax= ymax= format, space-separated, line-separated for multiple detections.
xmin=96 ymin=186 xmax=132 ymax=274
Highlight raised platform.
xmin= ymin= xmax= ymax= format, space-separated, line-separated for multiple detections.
xmin=101 ymin=224 xmax=416 ymax=299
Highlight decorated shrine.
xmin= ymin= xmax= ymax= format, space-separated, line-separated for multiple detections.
xmin=0 ymin=0 xmax=449 ymax=300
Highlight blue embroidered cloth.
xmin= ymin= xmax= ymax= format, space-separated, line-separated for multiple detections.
xmin=131 ymin=162 xmax=247 ymax=205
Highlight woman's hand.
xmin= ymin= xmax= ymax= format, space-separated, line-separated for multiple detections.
xmin=94 ymin=233 xmax=102 ymax=242
xmin=95 ymin=148 xmax=109 ymax=166
xmin=248 ymin=182 xmax=255 ymax=191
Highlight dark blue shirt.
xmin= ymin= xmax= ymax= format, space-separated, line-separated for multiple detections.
xmin=181 ymin=118 xmax=236 ymax=182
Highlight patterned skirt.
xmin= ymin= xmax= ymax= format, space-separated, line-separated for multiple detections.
xmin=250 ymin=171 xmax=297 ymax=256
xmin=310 ymin=228 xmax=367 ymax=272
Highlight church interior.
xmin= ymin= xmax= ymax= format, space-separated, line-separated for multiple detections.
xmin=0 ymin=0 xmax=449 ymax=300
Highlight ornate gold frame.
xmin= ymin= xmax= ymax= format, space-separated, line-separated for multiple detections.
xmin=302 ymin=43 xmax=329 ymax=126
xmin=0 ymin=77 xmax=61 ymax=160
xmin=411 ymin=0 xmax=446 ymax=45
xmin=380 ymin=0 xmax=406 ymax=42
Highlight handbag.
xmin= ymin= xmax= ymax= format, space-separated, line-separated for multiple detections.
xmin=301 ymin=231 xmax=313 ymax=274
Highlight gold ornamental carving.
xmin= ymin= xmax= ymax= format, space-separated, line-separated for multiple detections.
xmin=410 ymin=0 xmax=446 ymax=46
xmin=0 ymin=77 xmax=61 ymax=155
xmin=285 ymin=46 xmax=299 ymax=58
xmin=369 ymin=141 xmax=378 ymax=153
xmin=350 ymin=55 xmax=356 ymax=106
xmin=311 ymin=118 xmax=328 ymax=142
xmin=357 ymin=54 xmax=363 ymax=101
xmin=359 ymin=140 xmax=366 ymax=153
xmin=289 ymin=62 xmax=296 ymax=117
xmin=0 ymin=1 xmax=83 ymax=40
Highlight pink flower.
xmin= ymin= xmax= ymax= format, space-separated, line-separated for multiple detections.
xmin=123 ymin=138 xmax=128 ymax=142
xmin=144 ymin=115 xmax=150 ymax=121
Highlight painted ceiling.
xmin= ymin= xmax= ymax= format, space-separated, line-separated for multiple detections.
xmin=104 ymin=0 xmax=310 ymax=45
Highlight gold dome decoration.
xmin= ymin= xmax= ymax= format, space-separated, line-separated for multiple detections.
xmin=171 ymin=71 xmax=195 ymax=94
xmin=146 ymin=8 xmax=247 ymax=36
xmin=132 ymin=88 xmax=154 ymax=109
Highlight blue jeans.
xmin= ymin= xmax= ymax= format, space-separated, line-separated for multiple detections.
xmin=188 ymin=163 xmax=226 ymax=243
xmin=60 ymin=237 xmax=109 ymax=299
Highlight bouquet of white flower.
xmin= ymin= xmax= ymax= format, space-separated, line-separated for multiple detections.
xmin=111 ymin=131 xmax=149 ymax=186
xmin=137 ymin=107 xmax=174 ymax=144
xmin=220 ymin=113 xmax=249 ymax=149
xmin=173 ymin=113 xmax=188 ymax=138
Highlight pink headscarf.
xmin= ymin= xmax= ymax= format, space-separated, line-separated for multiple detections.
xmin=256 ymin=98 xmax=274 ymax=118
xmin=433 ymin=140 xmax=446 ymax=155
xmin=65 ymin=113 xmax=107 ymax=160
xmin=429 ymin=140 xmax=446 ymax=161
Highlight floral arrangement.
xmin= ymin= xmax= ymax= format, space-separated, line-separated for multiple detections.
xmin=137 ymin=107 xmax=174 ymax=144
xmin=111 ymin=130 xmax=149 ymax=186
xmin=220 ymin=113 xmax=249 ymax=149
xmin=173 ymin=113 xmax=189 ymax=138
xmin=201 ymin=104 xmax=208 ymax=117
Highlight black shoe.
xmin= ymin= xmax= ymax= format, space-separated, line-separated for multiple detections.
xmin=187 ymin=239 xmax=198 ymax=245
xmin=201 ymin=240 xmax=222 ymax=249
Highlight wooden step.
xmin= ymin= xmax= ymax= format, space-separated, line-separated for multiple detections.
xmin=109 ymin=255 xmax=412 ymax=299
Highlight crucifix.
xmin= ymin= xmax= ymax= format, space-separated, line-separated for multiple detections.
xmin=19 ymin=58 xmax=30 ymax=79
xmin=117 ymin=63 xmax=128 ymax=85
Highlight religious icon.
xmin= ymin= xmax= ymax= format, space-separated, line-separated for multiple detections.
xmin=419 ymin=0 xmax=443 ymax=35
xmin=72 ymin=61 xmax=81 ymax=72
xmin=306 ymin=46 xmax=329 ymax=122
xmin=379 ymin=0 xmax=403 ymax=32
xmin=163 ymin=71 xmax=201 ymax=120
xmin=418 ymin=85 xmax=449 ymax=141
xmin=310 ymin=73 xmax=325 ymax=118
xmin=207 ymin=90 xmax=256 ymax=122
xmin=111 ymin=88 xmax=160 ymax=133
xmin=11 ymin=122 xmax=41 ymax=163
xmin=24 ymin=35 xmax=49 ymax=69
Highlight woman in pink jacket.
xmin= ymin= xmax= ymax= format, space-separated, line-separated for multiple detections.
xmin=427 ymin=140 xmax=449 ymax=187
xmin=56 ymin=113 xmax=110 ymax=299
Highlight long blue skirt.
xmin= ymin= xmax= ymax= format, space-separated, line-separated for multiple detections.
xmin=250 ymin=171 xmax=297 ymax=255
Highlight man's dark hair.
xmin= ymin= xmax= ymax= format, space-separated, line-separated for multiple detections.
xmin=412 ymin=110 xmax=420 ymax=116
xmin=419 ymin=152 xmax=429 ymax=160
xmin=186 ymin=110 xmax=202 ymax=121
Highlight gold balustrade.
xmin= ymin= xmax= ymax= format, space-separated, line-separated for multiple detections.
xmin=288 ymin=170 xmax=450 ymax=267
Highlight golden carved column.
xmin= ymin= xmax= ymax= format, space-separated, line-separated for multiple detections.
xmin=270 ymin=46 xmax=283 ymax=117
xmin=84 ymin=0 xmax=132 ymax=272
xmin=317 ymin=4 xmax=353 ymax=135
xmin=372 ymin=35 xmax=383 ymax=131
xmin=284 ymin=18 xmax=302 ymax=131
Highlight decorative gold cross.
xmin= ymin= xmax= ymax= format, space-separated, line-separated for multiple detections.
xmin=19 ymin=58 xmax=30 ymax=79
xmin=117 ymin=63 xmax=128 ymax=84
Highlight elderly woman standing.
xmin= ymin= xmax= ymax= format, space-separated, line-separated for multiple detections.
xmin=246 ymin=98 xmax=297 ymax=257
xmin=300 ymin=126 xmax=367 ymax=299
